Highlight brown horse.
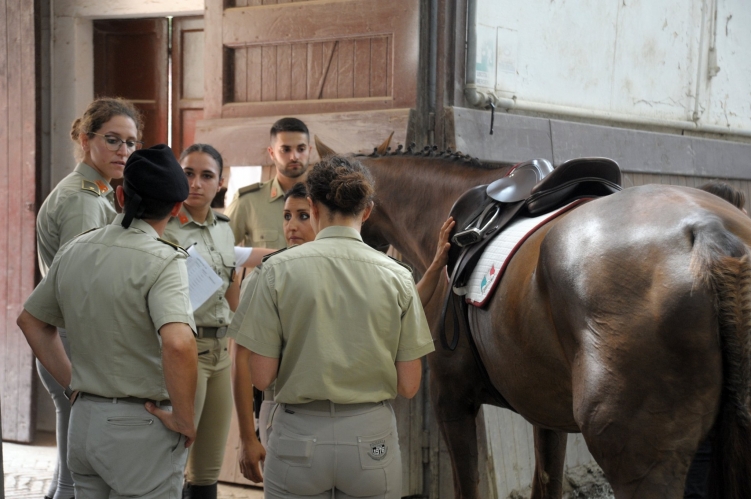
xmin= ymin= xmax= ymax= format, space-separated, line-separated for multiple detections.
xmin=317 ymin=137 xmax=751 ymax=499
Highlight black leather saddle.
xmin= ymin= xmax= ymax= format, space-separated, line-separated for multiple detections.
xmin=446 ymin=157 xmax=622 ymax=276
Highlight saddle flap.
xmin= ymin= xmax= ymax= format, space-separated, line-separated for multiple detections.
xmin=531 ymin=157 xmax=621 ymax=194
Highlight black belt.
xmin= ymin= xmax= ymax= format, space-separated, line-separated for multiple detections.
xmin=197 ymin=326 xmax=227 ymax=339
xmin=79 ymin=392 xmax=171 ymax=407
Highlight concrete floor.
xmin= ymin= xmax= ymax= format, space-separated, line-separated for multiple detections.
xmin=2 ymin=432 xmax=263 ymax=499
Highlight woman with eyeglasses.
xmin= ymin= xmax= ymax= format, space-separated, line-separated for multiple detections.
xmin=35 ymin=97 xmax=142 ymax=499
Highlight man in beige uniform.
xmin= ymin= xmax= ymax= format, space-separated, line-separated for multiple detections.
xmin=225 ymin=117 xmax=313 ymax=249
xmin=18 ymin=145 xmax=198 ymax=499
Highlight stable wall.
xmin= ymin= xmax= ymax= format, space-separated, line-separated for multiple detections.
xmin=472 ymin=0 xmax=750 ymax=135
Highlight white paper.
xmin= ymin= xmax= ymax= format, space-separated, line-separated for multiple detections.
xmin=186 ymin=245 xmax=224 ymax=311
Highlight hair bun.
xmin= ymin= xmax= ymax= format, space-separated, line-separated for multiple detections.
xmin=306 ymin=156 xmax=375 ymax=215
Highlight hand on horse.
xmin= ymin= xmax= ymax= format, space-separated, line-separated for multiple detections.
xmin=416 ymin=217 xmax=455 ymax=307
xmin=429 ymin=217 xmax=455 ymax=272
xmin=239 ymin=436 xmax=266 ymax=483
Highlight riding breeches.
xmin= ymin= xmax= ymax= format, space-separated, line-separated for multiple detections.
xmin=263 ymin=400 xmax=402 ymax=499
xmin=36 ymin=328 xmax=75 ymax=499
xmin=185 ymin=337 xmax=233 ymax=485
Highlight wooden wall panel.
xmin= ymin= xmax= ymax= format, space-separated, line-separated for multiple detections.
xmin=209 ymin=0 xmax=418 ymax=118
xmin=0 ymin=0 xmax=38 ymax=443
xmin=172 ymin=17 xmax=205 ymax=156
xmin=231 ymin=36 xmax=393 ymax=104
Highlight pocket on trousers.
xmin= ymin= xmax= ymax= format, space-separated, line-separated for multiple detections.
xmin=106 ymin=416 xmax=154 ymax=427
xmin=357 ymin=428 xmax=396 ymax=470
xmin=275 ymin=432 xmax=315 ymax=468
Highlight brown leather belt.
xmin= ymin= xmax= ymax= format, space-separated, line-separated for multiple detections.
xmin=197 ymin=326 xmax=228 ymax=339
xmin=79 ymin=392 xmax=171 ymax=407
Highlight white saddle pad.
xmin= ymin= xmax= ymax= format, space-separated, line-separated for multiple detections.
xmin=463 ymin=201 xmax=582 ymax=306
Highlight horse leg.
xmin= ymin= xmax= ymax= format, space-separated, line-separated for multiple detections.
xmin=429 ymin=363 xmax=482 ymax=499
xmin=531 ymin=427 xmax=567 ymax=499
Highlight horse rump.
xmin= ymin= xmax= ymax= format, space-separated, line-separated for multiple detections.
xmin=691 ymin=219 xmax=751 ymax=499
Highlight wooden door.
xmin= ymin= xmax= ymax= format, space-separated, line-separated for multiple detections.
xmin=172 ymin=17 xmax=206 ymax=156
xmin=94 ymin=19 xmax=169 ymax=149
xmin=0 ymin=0 xmax=38 ymax=443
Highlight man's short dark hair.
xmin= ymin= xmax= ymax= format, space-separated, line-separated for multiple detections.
xmin=270 ymin=117 xmax=309 ymax=141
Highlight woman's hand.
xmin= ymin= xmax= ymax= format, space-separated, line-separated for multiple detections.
xmin=427 ymin=217 xmax=455 ymax=272
xmin=416 ymin=217 xmax=455 ymax=307
xmin=239 ymin=437 xmax=266 ymax=483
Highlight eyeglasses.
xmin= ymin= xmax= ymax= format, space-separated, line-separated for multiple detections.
xmin=92 ymin=133 xmax=143 ymax=152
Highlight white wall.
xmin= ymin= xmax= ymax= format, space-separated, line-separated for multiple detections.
xmin=50 ymin=0 xmax=203 ymax=186
xmin=474 ymin=0 xmax=750 ymax=134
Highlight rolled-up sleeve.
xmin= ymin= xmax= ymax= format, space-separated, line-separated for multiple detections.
xmin=148 ymin=256 xmax=196 ymax=334
xmin=235 ymin=265 xmax=282 ymax=358
xmin=395 ymin=281 xmax=435 ymax=362
xmin=24 ymin=260 xmax=65 ymax=329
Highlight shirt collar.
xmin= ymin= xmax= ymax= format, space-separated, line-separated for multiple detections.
xmin=268 ymin=177 xmax=284 ymax=202
xmin=176 ymin=207 xmax=215 ymax=227
xmin=112 ymin=214 xmax=160 ymax=239
xmin=314 ymin=225 xmax=363 ymax=242
xmin=75 ymin=162 xmax=114 ymax=196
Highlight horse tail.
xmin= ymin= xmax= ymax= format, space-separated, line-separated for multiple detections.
xmin=691 ymin=220 xmax=751 ymax=499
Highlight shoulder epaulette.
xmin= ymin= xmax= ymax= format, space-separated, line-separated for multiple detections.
xmin=157 ymin=238 xmax=188 ymax=255
xmin=238 ymin=182 xmax=262 ymax=196
xmin=214 ymin=211 xmax=230 ymax=222
xmin=81 ymin=179 xmax=103 ymax=197
xmin=73 ymin=227 xmax=100 ymax=239
xmin=388 ymin=256 xmax=413 ymax=273
xmin=262 ymin=247 xmax=288 ymax=263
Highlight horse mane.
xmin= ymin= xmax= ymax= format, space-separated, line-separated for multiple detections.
xmin=354 ymin=143 xmax=506 ymax=170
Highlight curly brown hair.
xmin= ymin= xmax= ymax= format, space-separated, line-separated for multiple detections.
xmin=70 ymin=97 xmax=143 ymax=160
xmin=306 ymin=156 xmax=375 ymax=216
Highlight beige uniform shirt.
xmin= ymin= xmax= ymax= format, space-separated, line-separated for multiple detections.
xmin=24 ymin=214 xmax=196 ymax=400
xmin=36 ymin=162 xmax=117 ymax=276
xmin=232 ymin=226 xmax=435 ymax=405
xmin=227 ymin=266 xmax=261 ymax=339
xmin=224 ymin=177 xmax=285 ymax=249
xmin=163 ymin=208 xmax=236 ymax=328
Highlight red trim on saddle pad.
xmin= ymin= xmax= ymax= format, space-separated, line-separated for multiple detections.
xmin=467 ymin=198 xmax=592 ymax=307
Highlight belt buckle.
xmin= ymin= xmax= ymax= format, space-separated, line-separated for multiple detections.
xmin=216 ymin=326 xmax=227 ymax=338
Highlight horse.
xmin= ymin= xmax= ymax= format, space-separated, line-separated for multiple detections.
xmin=316 ymin=136 xmax=751 ymax=499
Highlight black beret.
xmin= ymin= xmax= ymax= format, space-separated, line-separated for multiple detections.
xmin=121 ymin=144 xmax=189 ymax=227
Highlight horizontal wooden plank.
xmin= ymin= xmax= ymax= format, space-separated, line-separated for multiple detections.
xmin=220 ymin=96 xmax=395 ymax=120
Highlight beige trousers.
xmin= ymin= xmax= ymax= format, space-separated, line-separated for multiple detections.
xmin=67 ymin=395 xmax=187 ymax=499
xmin=185 ymin=336 xmax=233 ymax=485
xmin=263 ymin=400 xmax=401 ymax=499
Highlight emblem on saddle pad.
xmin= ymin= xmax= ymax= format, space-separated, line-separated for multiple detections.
xmin=480 ymin=264 xmax=497 ymax=294
xmin=368 ymin=440 xmax=388 ymax=460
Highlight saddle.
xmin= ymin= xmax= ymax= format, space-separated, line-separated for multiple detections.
xmin=439 ymin=157 xmax=622 ymax=409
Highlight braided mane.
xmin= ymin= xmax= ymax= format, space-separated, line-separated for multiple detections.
xmin=354 ymin=143 xmax=505 ymax=170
